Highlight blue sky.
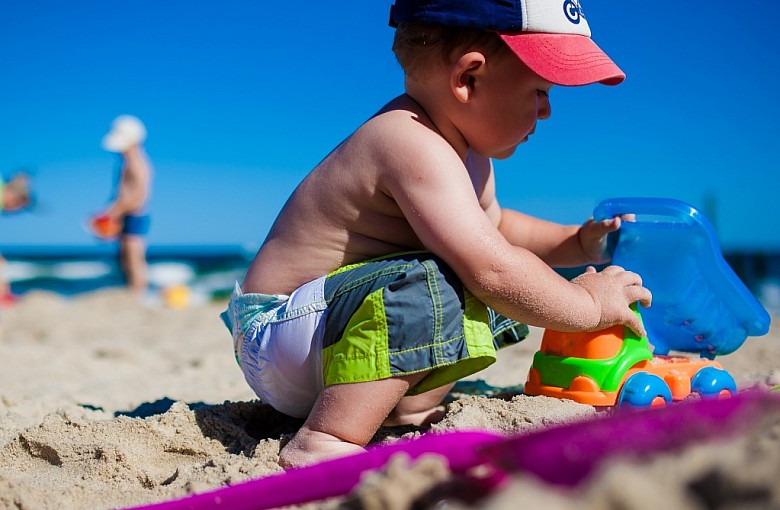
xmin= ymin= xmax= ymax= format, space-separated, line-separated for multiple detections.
xmin=1 ymin=1 xmax=779 ymax=253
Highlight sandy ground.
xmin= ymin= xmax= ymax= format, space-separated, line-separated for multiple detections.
xmin=1 ymin=289 xmax=779 ymax=510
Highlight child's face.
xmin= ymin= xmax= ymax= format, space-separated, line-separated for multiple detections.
xmin=469 ymin=52 xmax=553 ymax=159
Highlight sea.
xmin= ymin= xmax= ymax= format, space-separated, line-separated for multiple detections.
xmin=1 ymin=244 xmax=253 ymax=303
xmin=2 ymin=245 xmax=780 ymax=314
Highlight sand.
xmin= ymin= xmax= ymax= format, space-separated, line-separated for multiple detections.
xmin=1 ymin=289 xmax=778 ymax=510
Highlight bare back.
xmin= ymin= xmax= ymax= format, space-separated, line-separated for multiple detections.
xmin=243 ymin=95 xmax=497 ymax=295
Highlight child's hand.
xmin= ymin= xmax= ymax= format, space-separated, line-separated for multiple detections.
xmin=572 ymin=265 xmax=652 ymax=337
xmin=578 ymin=215 xmax=633 ymax=264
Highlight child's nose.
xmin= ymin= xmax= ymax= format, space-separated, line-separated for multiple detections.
xmin=537 ymin=94 xmax=551 ymax=120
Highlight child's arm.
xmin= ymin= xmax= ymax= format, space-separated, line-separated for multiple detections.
xmin=497 ymin=209 xmax=625 ymax=267
xmin=473 ymin=156 xmax=620 ymax=268
xmin=382 ymin=134 xmax=650 ymax=336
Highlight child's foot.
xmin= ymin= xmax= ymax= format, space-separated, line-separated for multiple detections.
xmin=279 ymin=426 xmax=365 ymax=469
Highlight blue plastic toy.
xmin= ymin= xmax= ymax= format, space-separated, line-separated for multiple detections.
xmin=593 ymin=197 xmax=771 ymax=358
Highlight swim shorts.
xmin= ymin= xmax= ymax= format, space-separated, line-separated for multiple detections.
xmin=221 ymin=252 xmax=528 ymax=418
xmin=122 ymin=214 xmax=150 ymax=235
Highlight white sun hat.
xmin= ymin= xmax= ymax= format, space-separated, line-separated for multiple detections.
xmin=101 ymin=115 xmax=147 ymax=153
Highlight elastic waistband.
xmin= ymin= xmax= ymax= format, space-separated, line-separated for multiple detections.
xmin=221 ymin=282 xmax=288 ymax=336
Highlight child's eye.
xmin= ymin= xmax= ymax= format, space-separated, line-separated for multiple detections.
xmin=537 ymin=89 xmax=549 ymax=98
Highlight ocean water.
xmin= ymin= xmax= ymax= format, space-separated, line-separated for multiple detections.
xmin=2 ymin=244 xmax=252 ymax=301
xmin=3 ymin=245 xmax=780 ymax=314
xmin=728 ymin=253 xmax=780 ymax=315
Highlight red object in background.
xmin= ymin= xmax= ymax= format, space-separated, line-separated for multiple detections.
xmin=89 ymin=214 xmax=122 ymax=239
xmin=0 ymin=291 xmax=16 ymax=307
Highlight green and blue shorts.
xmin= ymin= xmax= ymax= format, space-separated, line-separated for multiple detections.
xmin=221 ymin=252 xmax=528 ymax=418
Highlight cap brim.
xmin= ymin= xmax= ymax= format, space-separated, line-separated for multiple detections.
xmin=500 ymin=33 xmax=625 ymax=86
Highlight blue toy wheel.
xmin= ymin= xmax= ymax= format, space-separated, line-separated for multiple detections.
xmin=691 ymin=367 xmax=737 ymax=398
xmin=618 ymin=373 xmax=673 ymax=408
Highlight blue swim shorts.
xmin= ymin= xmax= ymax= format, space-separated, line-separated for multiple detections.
xmin=221 ymin=252 xmax=528 ymax=418
xmin=122 ymin=214 xmax=150 ymax=235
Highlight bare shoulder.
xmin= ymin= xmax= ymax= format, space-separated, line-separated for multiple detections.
xmin=350 ymin=100 xmax=507 ymax=273
xmin=350 ymin=96 xmax=461 ymax=174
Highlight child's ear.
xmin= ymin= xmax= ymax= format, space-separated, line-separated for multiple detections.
xmin=451 ymin=51 xmax=486 ymax=104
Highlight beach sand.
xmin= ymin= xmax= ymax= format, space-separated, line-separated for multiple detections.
xmin=1 ymin=290 xmax=778 ymax=510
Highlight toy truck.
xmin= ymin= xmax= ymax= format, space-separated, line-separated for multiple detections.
xmin=525 ymin=198 xmax=771 ymax=408
xmin=525 ymin=307 xmax=737 ymax=407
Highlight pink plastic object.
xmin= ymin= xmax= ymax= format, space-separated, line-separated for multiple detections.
xmin=124 ymin=431 xmax=503 ymax=510
xmin=125 ymin=393 xmax=779 ymax=509
xmin=480 ymin=391 xmax=780 ymax=486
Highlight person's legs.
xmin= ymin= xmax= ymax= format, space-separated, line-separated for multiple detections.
xmin=120 ymin=234 xmax=148 ymax=294
xmin=384 ymin=382 xmax=454 ymax=427
xmin=279 ymin=371 xmax=431 ymax=468
xmin=0 ymin=254 xmax=7 ymax=295
xmin=277 ymin=253 xmax=528 ymax=468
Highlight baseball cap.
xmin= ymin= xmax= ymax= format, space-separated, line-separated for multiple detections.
xmin=101 ymin=115 xmax=147 ymax=153
xmin=389 ymin=0 xmax=624 ymax=86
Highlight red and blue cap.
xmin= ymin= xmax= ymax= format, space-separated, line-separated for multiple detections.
xmin=389 ymin=0 xmax=625 ymax=86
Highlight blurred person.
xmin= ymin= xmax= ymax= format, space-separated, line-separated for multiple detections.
xmin=93 ymin=115 xmax=152 ymax=294
xmin=1 ymin=172 xmax=33 ymax=305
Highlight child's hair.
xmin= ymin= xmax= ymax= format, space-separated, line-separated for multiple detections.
xmin=392 ymin=23 xmax=508 ymax=81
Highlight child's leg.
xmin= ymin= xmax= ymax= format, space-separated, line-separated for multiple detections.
xmin=120 ymin=234 xmax=148 ymax=294
xmin=383 ymin=382 xmax=454 ymax=427
xmin=279 ymin=371 xmax=431 ymax=469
